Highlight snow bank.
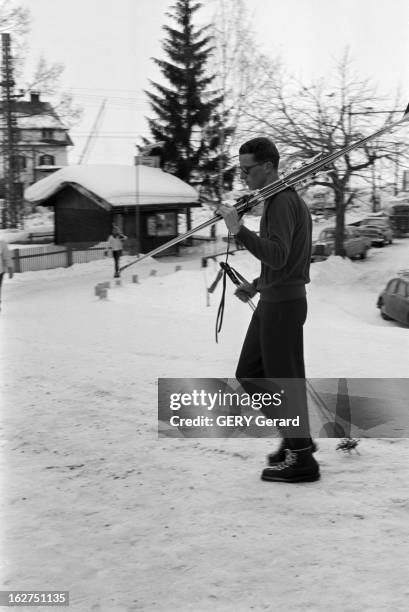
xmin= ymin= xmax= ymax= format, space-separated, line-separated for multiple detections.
xmin=310 ymin=248 xmax=409 ymax=291
xmin=310 ymin=255 xmax=361 ymax=285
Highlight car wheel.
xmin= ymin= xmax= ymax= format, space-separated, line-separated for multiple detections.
xmin=381 ymin=309 xmax=392 ymax=321
xmin=389 ymin=239 xmax=393 ymax=245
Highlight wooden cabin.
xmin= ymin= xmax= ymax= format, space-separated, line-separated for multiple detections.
xmin=24 ymin=164 xmax=200 ymax=254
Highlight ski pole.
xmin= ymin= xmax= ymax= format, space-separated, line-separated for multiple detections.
xmin=219 ymin=262 xmax=256 ymax=311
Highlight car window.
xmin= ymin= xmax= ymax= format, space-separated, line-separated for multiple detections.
xmin=397 ymin=281 xmax=408 ymax=298
xmin=363 ymin=218 xmax=388 ymax=227
xmin=387 ymin=279 xmax=399 ymax=293
xmin=320 ymin=229 xmax=335 ymax=239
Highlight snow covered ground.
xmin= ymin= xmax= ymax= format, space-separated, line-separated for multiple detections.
xmin=1 ymin=236 xmax=409 ymax=611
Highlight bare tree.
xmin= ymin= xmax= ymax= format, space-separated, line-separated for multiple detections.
xmin=23 ymin=56 xmax=82 ymax=127
xmin=207 ymin=0 xmax=280 ymax=186
xmin=242 ymin=50 xmax=409 ymax=255
xmin=0 ymin=0 xmax=82 ymax=126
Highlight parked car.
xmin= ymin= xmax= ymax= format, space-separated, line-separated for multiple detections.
xmin=388 ymin=204 xmax=409 ymax=237
xmin=361 ymin=215 xmax=389 ymax=228
xmin=360 ymin=218 xmax=393 ymax=244
xmin=311 ymin=226 xmax=370 ymax=262
xmin=377 ymin=273 xmax=409 ymax=325
xmin=357 ymin=225 xmax=386 ymax=247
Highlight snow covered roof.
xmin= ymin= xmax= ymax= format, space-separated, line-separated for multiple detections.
xmin=17 ymin=113 xmax=69 ymax=130
xmin=13 ymin=100 xmax=69 ymax=130
xmin=24 ymin=164 xmax=200 ymax=207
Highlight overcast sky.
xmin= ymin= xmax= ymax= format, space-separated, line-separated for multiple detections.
xmin=18 ymin=0 xmax=409 ymax=164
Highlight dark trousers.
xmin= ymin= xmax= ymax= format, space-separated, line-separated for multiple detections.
xmin=112 ymin=250 xmax=122 ymax=275
xmin=236 ymin=297 xmax=312 ymax=449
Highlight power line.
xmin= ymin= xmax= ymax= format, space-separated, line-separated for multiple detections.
xmin=68 ymin=87 xmax=146 ymax=93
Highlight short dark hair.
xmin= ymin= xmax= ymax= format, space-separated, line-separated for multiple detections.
xmin=239 ymin=137 xmax=280 ymax=170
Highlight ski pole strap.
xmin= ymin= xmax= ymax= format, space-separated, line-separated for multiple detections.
xmin=219 ymin=261 xmax=257 ymax=312
xmin=219 ymin=262 xmax=247 ymax=286
xmin=215 ymin=252 xmax=256 ymax=342
xmin=215 ymin=264 xmax=228 ymax=343
xmin=215 ymin=233 xmax=235 ymax=343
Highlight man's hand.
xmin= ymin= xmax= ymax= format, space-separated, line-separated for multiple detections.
xmin=234 ymin=280 xmax=257 ymax=303
xmin=217 ymin=204 xmax=243 ymax=235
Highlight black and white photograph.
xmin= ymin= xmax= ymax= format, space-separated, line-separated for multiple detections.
xmin=1 ymin=0 xmax=409 ymax=610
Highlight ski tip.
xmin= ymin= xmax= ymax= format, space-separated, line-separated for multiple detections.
xmin=404 ymin=102 xmax=409 ymax=116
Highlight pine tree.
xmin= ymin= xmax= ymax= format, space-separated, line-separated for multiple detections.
xmin=144 ymin=0 xmax=232 ymax=192
xmin=194 ymin=108 xmax=236 ymax=203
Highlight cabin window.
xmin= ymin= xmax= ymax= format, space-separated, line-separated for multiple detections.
xmin=146 ymin=212 xmax=177 ymax=237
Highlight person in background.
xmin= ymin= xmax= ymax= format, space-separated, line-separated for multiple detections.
xmin=106 ymin=226 xmax=127 ymax=278
xmin=0 ymin=239 xmax=14 ymax=312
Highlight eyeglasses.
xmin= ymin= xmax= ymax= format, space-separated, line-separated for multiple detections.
xmin=239 ymin=162 xmax=265 ymax=176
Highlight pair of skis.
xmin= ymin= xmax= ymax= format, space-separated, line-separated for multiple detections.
xmin=120 ymin=103 xmax=409 ymax=273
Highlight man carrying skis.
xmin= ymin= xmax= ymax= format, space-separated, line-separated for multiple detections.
xmin=217 ymin=137 xmax=319 ymax=483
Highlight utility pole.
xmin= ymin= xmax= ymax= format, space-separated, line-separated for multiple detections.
xmin=394 ymin=142 xmax=399 ymax=196
xmin=371 ymin=160 xmax=377 ymax=212
xmin=1 ymin=33 xmax=22 ymax=228
xmin=134 ymin=142 xmax=164 ymax=255
xmin=213 ymin=0 xmax=227 ymax=242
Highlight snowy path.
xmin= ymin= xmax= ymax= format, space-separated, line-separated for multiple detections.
xmin=1 ymin=240 xmax=409 ymax=611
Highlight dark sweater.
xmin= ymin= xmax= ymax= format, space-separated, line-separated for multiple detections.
xmin=235 ymin=188 xmax=312 ymax=302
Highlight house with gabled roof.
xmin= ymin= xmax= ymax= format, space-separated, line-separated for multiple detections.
xmin=24 ymin=164 xmax=200 ymax=254
xmin=1 ymin=91 xmax=73 ymax=193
